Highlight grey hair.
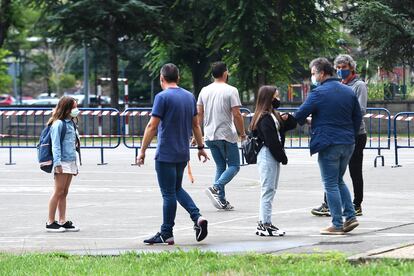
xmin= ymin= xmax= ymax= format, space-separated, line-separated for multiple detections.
xmin=309 ymin=57 xmax=335 ymax=76
xmin=334 ymin=54 xmax=356 ymax=71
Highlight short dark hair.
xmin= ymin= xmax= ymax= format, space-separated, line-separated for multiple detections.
xmin=160 ymin=63 xmax=179 ymax=83
xmin=211 ymin=61 xmax=227 ymax=78
xmin=309 ymin=58 xmax=335 ymax=76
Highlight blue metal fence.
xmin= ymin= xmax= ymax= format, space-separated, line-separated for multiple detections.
xmin=393 ymin=112 xmax=414 ymax=167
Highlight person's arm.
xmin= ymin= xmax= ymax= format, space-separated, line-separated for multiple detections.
xmin=281 ymin=113 xmax=297 ymax=131
xmin=192 ymin=115 xmax=209 ymax=162
xmin=197 ymin=105 xmax=204 ymax=127
xmin=50 ymin=120 xmax=63 ymax=173
xmin=294 ymin=92 xmax=316 ymax=125
xmin=352 ymin=96 xmax=362 ymax=135
xmin=232 ymin=106 xmax=246 ymax=140
xmin=136 ymin=116 xmax=160 ymax=166
xmin=259 ymin=115 xmax=288 ymax=164
xmin=355 ymin=81 xmax=368 ymax=115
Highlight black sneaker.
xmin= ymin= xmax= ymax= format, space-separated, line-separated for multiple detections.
xmin=143 ymin=232 xmax=174 ymax=245
xmin=218 ymin=199 xmax=234 ymax=211
xmin=354 ymin=205 xmax=363 ymax=216
xmin=194 ymin=216 xmax=208 ymax=242
xmin=205 ymin=186 xmax=222 ymax=209
xmin=46 ymin=221 xmax=65 ymax=233
xmin=311 ymin=203 xmax=331 ymax=216
xmin=256 ymin=222 xmax=285 ymax=236
xmin=60 ymin=221 xmax=80 ymax=232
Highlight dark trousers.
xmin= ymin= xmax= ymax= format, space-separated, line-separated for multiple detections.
xmin=324 ymin=133 xmax=367 ymax=207
xmin=155 ymin=161 xmax=201 ymax=236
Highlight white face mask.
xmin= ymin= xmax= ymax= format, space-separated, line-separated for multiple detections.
xmin=70 ymin=108 xmax=80 ymax=117
xmin=311 ymin=75 xmax=320 ymax=86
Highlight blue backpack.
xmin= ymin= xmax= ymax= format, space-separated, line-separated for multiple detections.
xmin=37 ymin=120 xmax=67 ymax=173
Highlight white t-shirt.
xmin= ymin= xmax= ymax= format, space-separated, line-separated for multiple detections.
xmin=197 ymin=82 xmax=242 ymax=143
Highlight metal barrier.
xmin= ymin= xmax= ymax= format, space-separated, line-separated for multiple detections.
xmin=393 ymin=112 xmax=414 ymax=167
xmin=122 ymin=108 xmax=153 ymax=163
xmin=0 ymin=107 xmax=121 ymax=165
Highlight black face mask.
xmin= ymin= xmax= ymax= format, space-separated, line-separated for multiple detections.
xmin=272 ymin=98 xmax=280 ymax=109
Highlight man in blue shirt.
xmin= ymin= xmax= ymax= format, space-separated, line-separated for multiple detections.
xmin=294 ymin=58 xmax=362 ymax=235
xmin=137 ymin=63 xmax=210 ymax=245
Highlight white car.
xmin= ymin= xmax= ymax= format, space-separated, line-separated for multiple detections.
xmin=29 ymin=98 xmax=60 ymax=106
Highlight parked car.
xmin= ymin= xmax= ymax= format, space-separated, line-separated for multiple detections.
xmin=36 ymin=92 xmax=58 ymax=100
xmin=29 ymin=98 xmax=60 ymax=106
xmin=0 ymin=94 xmax=16 ymax=106
xmin=71 ymin=94 xmax=111 ymax=105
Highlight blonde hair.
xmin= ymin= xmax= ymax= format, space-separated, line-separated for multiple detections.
xmin=47 ymin=96 xmax=76 ymax=126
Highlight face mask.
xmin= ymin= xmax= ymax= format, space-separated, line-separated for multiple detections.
xmin=70 ymin=108 xmax=80 ymax=118
xmin=311 ymin=75 xmax=320 ymax=86
xmin=272 ymin=98 xmax=280 ymax=109
xmin=337 ymin=69 xmax=351 ymax=80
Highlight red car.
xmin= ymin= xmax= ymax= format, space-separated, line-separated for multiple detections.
xmin=0 ymin=94 xmax=16 ymax=106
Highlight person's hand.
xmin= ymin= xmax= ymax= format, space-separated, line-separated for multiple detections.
xmin=281 ymin=113 xmax=289 ymax=121
xmin=190 ymin=137 xmax=197 ymax=146
xmin=198 ymin=149 xmax=210 ymax=163
xmin=136 ymin=151 xmax=145 ymax=167
xmin=306 ymin=117 xmax=312 ymax=125
xmin=55 ymin=165 xmax=63 ymax=174
xmin=240 ymin=134 xmax=247 ymax=142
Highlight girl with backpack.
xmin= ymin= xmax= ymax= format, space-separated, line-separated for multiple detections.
xmin=46 ymin=96 xmax=81 ymax=232
xmin=249 ymin=86 xmax=296 ymax=237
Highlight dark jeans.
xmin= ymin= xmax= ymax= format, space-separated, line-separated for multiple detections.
xmin=324 ymin=133 xmax=367 ymax=207
xmin=155 ymin=161 xmax=201 ymax=236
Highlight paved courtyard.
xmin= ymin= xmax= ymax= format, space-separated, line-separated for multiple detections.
xmin=0 ymin=145 xmax=413 ymax=255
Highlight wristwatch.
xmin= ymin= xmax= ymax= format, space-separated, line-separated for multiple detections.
xmin=197 ymin=144 xmax=205 ymax=150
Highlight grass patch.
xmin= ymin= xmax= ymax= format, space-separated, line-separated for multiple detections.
xmin=0 ymin=251 xmax=413 ymax=275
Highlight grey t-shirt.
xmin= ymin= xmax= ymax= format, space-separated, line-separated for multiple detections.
xmin=197 ymin=82 xmax=242 ymax=143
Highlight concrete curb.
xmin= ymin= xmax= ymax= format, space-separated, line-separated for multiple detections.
xmin=348 ymin=243 xmax=414 ymax=263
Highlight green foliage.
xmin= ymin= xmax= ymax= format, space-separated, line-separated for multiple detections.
xmin=0 ymin=251 xmax=413 ymax=275
xmin=348 ymin=0 xmax=414 ymax=69
xmin=367 ymin=82 xmax=385 ymax=100
xmin=0 ymin=48 xmax=12 ymax=93
xmin=50 ymin=73 xmax=76 ymax=92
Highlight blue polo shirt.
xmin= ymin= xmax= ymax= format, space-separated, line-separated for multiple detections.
xmin=151 ymin=87 xmax=197 ymax=163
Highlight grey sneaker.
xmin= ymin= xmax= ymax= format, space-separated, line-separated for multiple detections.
xmin=311 ymin=203 xmax=331 ymax=216
xmin=343 ymin=218 xmax=359 ymax=233
xmin=354 ymin=205 xmax=363 ymax=216
xmin=320 ymin=225 xmax=345 ymax=235
xmin=219 ymin=199 xmax=234 ymax=211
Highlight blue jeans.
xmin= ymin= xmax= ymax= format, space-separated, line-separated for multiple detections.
xmin=318 ymin=144 xmax=356 ymax=229
xmin=205 ymin=140 xmax=240 ymax=201
xmin=257 ymin=146 xmax=280 ymax=224
xmin=155 ymin=161 xmax=201 ymax=236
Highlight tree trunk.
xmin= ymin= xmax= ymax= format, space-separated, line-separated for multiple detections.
xmin=108 ymin=25 xmax=119 ymax=111
xmin=0 ymin=0 xmax=12 ymax=47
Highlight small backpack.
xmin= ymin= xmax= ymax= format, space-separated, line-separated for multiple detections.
xmin=241 ymin=132 xmax=262 ymax=164
xmin=37 ymin=120 xmax=67 ymax=173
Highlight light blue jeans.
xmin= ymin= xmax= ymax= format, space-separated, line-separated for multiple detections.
xmin=318 ymin=144 xmax=356 ymax=229
xmin=205 ymin=140 xmax=240 ymax=201
xmin=257 ymin=146 xmax=280 ymax=224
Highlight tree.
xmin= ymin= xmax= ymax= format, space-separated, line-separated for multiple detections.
xmin=37 ymin=0 xmax=162 ymax=109
xmin=209 ymin=0 xmax=340 ymax=97
xmin=348 ymin=0 xmax=414 ymax=69
xmin=47 ymin=45 xmax=74 ymax=95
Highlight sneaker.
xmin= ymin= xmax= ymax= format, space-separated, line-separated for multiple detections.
xmin=320 ymin=225 xmax=345 ymax=235
xmin=256 ymin=222 xmax=285 ymax=236
xmin=194 ymin=216 xmax=208 ymax=242
xmin=343 ymin=218 xmax=359 ymax=233
xmin=219 ymin=199 xmax=234 ymax=211
xmin=46 ymin=221 xmax=65 ymax=233
xmin=354 ymin=205 xmax=363 ymax=216
xmin=205 ymin=186 xmax=222 ymax=209
xmin=143 ymin=232 xmax=174 ymax=245
xmin=60 ymin=221 xmax=80 ymax=232
xmin=311 ymin=203 xmax=331 ymax=216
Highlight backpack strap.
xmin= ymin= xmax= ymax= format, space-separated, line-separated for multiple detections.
xmin=71 ymin=120 xmax=82 ymax=166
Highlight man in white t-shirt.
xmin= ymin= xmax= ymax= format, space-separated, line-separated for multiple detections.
xmin=197 ymin=62 xmax=246 ymax=210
